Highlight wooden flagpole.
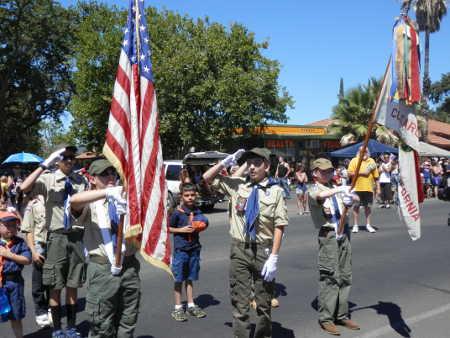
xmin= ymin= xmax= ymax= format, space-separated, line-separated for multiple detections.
xmin=336 ymin=58 xmax=392 ymax=236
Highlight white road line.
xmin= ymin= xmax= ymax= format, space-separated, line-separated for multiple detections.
xmin=356 ymin=302 xmax=450 ymax=338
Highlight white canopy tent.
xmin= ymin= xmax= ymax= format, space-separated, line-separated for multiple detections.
xmin=418 ymin=142 xmax=450 ymax=157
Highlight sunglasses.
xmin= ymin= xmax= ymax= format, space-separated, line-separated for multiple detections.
xmin=99 ymin=169 xmax=117 ymax=177
xmin=61 ymin=155 xmax=75 ymax=161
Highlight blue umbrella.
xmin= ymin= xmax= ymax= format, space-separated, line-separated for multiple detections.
xmin=329 ymin=139 xmax=398 ymax=158
xmin=2 ymin=152 xmax=44 ymax=165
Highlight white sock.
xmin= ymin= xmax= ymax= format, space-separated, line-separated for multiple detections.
xmin=175 ymin=304 xmax=183 ymax=310
xmin=188 ymin=302 xmax=195 ymax=308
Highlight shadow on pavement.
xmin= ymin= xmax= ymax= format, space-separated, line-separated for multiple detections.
xmin=224 ymin=321 xmax=295 ymax=337
xmin=274 ymin=282 xmax=288 ymax=298
xmin=352 ymin=301 xmax=412 ymax=338
xmin=194 ymin=294 xmax=221 ymax=309
xmin=272 ymin=321 xmax=295 ymax=337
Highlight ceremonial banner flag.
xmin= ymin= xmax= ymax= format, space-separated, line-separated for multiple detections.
xmin=103 ymin=0 xmax=171 ymax=273
xmin=398 ymin=147 xmax=423 ymax=240
xmin=374 ymin=59 xmax=420 ymax=150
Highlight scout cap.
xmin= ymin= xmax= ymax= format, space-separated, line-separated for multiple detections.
xmin=52 ymin=143 xmax=78 ymax=156
xmin=311 ymin=158 xmax=333 ymax=171
xmin=240 ymin=148 xmax=271 ymax=162
xmin=88 ymin=159 xmax=114 ymax=175
xmin=0 ymin=211 xmax=20 ymax=224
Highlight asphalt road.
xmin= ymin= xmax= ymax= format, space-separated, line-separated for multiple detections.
xmin=1 ymin=198 xmax=450 ymax=338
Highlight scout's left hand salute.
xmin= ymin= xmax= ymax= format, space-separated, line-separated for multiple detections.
xmin=69 ymin=159 xmax=141 ymax=338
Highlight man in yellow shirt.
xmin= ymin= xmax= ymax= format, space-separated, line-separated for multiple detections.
xmin=348 ymin=147 xmax=380 ymax=233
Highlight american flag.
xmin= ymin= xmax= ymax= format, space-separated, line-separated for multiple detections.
xmin=103 ymin=0 xmax=171 ymax=273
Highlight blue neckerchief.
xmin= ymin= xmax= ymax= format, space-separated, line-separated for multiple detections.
xmin=107 ymin=198 xmax=119 ymax=248
xmin=63 ymin=177 xmax=74 ymax=230
xmin=330 ymin=195 xmax=341 ymax=224
xmin=244 ymin=177 xmax=277 ymax=240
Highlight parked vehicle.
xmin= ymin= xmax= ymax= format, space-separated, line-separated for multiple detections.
xmin=164 ymin=151 xmax=229 ymax=211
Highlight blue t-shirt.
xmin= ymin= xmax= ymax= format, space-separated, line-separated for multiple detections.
xmin=1 ymin=236 xmax=31 ymax=275
xmin=170 ymin=206 xmax=208 ymax=251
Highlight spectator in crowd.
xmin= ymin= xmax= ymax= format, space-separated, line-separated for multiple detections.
xmin=275 ymin=156 xmax=291 ymax=199
xmin=0 ymin=211 xmax=32 ymax=338
xmin=295 ymin=163 xmax=309 ymax=215
xmin=431 ymin=160 xmax=443 ymax=199
xmin=348 ymin=147 xmax=380 ymax=233
xmin=378 ymin=153 xmax=394 ymax=208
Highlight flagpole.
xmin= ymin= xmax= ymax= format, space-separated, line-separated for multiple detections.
xmin=114 ymin=0 xmax=141 ymax=269
xmin=336 ymin=58 xmax=392 ymax=236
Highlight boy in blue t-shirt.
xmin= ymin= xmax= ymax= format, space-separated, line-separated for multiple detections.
xmin=169 ymin=183 xmax=208 ymax=322
xmin=0 ymin=211 xmax=32 ymax=338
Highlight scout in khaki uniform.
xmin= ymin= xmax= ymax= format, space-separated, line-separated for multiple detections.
xmin=203 ymin=148 xmax=288 ymax=338
xmin=21 ymin=194 xmax=52 ymax=328
xmin=20 ymin=146 xmax=87 ymax=338
xmin=70 ymin=159 xmax=141 ymax=338
xmin=308 ymin=158 xmax=360 ymax=336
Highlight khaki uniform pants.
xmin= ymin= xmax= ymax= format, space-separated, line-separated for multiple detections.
xmin=86 ymin=256 xmax=141 ymax=338
xmin=318 ymin=228 xmax=352 ymax=324
xmin=230 ymin=239 xmax=274 ymax=338
xmin=43 ymin=231 xmax=85 ymax=290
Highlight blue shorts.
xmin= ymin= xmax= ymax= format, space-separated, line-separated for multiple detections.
xmin=172 ymin=248 xmax=201 ymax=283
xmin=1 ymin=279 xmax=26 ymax=322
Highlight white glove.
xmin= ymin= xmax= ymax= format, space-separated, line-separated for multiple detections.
xmin=106 ymin=186 xmax=123 ymax=200
xmin=115 ymin=199 xmax=127 ymax=215
xmin=261 ymin=254 xmax=278 ymax=282
xmin=342 ymin=193 xmax=354 ymax=207
xmin=42 ymin=148 xmax=65 ymax=168
xmin=221 ymin=149 xmax=246 ymax=168
xmin=111 ymin=264 xmax=122 ymax=276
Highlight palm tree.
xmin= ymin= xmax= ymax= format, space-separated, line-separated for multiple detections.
xmin=331 ymin=78 xmax=386 ymax=140
xmin=414 ymin=0 xmax=447 ymax=96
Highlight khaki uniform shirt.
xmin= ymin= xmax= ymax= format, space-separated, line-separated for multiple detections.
xmin=78 ymin=199 xmax=137 ymax=258
xmin=21 ymin=195 xmax=47 ymax=243
xmin=308 ymin=182 xmax=348 ymax=229
xmin=31 ymin=169 xmax=87 ymax=231
xmin=211 ymin=176 xmax=288 ymax=243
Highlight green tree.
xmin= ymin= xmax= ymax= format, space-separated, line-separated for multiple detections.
xmin=0 ymin=0 xmax=75 ymax=160
xmin=331 ymin=78 xmax=389 ymax=142
xmin=429 ymin=72 xmax=450 ymax=122
xmin=68 ymin=2 xmax=127 ymax=151
xmin=414 ymin=0 xmax=447 ymax=96
xmin=69 ymin=2 xmax=293 ymax=157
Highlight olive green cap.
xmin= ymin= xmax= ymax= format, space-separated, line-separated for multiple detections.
xmin=241 ymin=147 xmax=271 ymax=162
xmin=88 ymin=159 xmax=114 ymax=175
xmin=310 ymin=158 xmax=333 ymax=171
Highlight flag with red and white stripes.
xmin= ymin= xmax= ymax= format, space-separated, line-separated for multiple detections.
xmin=103 ymin=0 xmax=171 ymax=273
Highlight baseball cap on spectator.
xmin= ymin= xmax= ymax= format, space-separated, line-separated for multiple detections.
xmin=0 ymin=211 xmax=20 ymax=224
xmin=310 ymin=158 xmax=333 ymax=171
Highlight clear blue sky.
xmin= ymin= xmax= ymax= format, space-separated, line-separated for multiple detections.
xmin=62 ymin=0 xmax=450 ymax=125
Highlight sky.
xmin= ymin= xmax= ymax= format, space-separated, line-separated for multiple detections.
xmin=61 ymin=0 xmax=450 ymax=126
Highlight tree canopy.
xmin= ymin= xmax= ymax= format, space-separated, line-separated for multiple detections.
xmin=0 ymin=0 xmax=75 ymax=160
xmin=69 ymin=2 xmax=293 ymax=157
xmin=429 ymin=72 xmax=450 ymax=122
